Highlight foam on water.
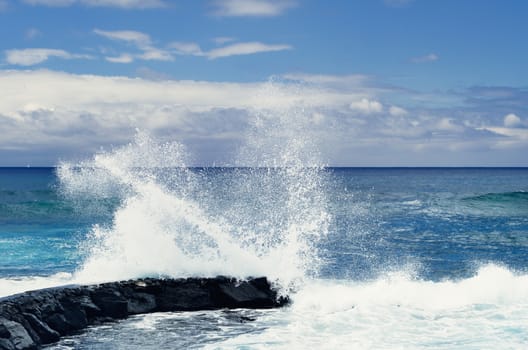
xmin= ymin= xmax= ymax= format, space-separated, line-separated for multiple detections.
xmin=0 ymin=273 xmax=74 ymax=297
xmin=209 ymin=264 xmax=528 ymax=349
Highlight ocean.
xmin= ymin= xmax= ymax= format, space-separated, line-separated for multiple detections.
xmin=1 ymin=137 xmax=528 ymax=348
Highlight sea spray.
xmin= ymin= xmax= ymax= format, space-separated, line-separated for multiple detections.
xmin=57 ymin=82 xmax=331 ymax=288
xmin=230 ymin=81 xmax=331 ymax=283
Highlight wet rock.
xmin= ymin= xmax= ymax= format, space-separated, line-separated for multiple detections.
xmin=125 ymin=292 xmax=156 ymax=314
xmin=21 ymin=314 xmax=59 ymax=344
xmin=0 ymin=277 xmax=287 ymax=350
xmin=90 ymin=289 xmax=128 ymax=319
xmin=0 ymin=318 xmax=35 ymax=350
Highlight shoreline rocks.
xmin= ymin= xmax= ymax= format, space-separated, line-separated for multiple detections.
xmin=0 ymin=277 xmax=288 ymax=350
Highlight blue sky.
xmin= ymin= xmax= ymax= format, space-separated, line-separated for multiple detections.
xmin=0 ymin=0 xmax=527 ymax=166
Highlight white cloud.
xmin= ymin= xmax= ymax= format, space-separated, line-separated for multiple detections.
xmin=0 ymin=69 xmax=360 ymax=165
xmin=22 ymin=0 xmax=166 ymax=8
xmin=94 ymin=28 xmax=151 ymax=47
xmin=105 ymin=53 xmax=134 ymax=63
xmin=411 ymin=53 xmax=439 ymax=63
xmin=135 ymin=67 xmax=170 ymax=81
xmin=137 ymin=47 xmax=173 ymax=61
xmin=207 ymin=42 xmax=292 ymax=59
xmin=389 ymin=105 xmax=408 ymax=116
xmin=349 ymin=98 xmax=383 ymax=114
xmin=95 ymin=29 xmax=291 ymax=62
xmin=482 ymin=127 xmax=528 ymax=140
xmin=212 ymin=0 xmax=296 ymax=17
xmin=0 ymin=70 xmax=526 ymax=166
xmin=94 ymin=28 xmax=173 ymax=62
xmin=169 ymin=42 xmax=204 ymax=56
xmin=4 ymin=48 xmax=91 ymax=66
xmin=168 ymin=40 xmax=292 ymax=59
xmin=437 ymin=118 xmax=464 ymax=132
xmin=504 ymin=113 xmax=522 ymax=128
xmin=283 ymin=73 xmax=370 ymax=85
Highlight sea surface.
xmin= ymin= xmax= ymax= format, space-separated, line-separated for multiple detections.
xmin=1 ymin=159 xmax=527 ymax=349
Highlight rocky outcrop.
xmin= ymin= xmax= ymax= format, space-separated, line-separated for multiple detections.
xmin=0 ymin=277 xmax=288 ymax=350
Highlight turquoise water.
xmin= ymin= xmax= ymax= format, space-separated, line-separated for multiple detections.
xmin=1 ymin=166 xmax=528 ymax=349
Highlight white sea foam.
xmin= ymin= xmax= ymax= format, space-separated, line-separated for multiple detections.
xmin=0 ymin=272 xmax=73 ymax=298
xmin=210 ymin=264 xmax=528 ymax=349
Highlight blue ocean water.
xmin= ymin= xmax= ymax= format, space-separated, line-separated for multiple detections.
xmin=1 ymin=165 xmax=528 ymax=348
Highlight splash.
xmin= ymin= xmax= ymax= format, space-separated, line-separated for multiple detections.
xmin=57 ymin=83 xmax=330 ymax=288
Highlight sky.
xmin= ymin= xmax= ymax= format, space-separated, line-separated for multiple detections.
xmin=0 ymin=0 xmax=527 ymax=166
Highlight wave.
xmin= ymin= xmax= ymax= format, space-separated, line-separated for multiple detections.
xmin=294 ymin=264 xmax=528 ymax=312
xmin=458 ymin=191 xmax=528 ymax=217
xmin=463 ymin=191 xmax=528 ymax=204
xmin=55 ymin=87 xmax=330 ymax=288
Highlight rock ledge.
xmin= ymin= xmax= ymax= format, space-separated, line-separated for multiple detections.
xmin=0 ymin=277 xmax=288 ymax=350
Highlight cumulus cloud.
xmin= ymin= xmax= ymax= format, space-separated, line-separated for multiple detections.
xmin=389 ymin=105 xmax=408 ymax=116
xmin=436 ymin=118 xmax=464 ymax=133
xmin=212 ymin=0 xmax=296 ymax=17
xmin=0 ymin=70 xmax=353 ymax=165
xmin=4 ymin=48 xmax=92 ymax=66
xmin=411 ymin=53 xmax=439 ymax=63
xmin=349 ymin=98 xmax=383 ymax=114
xmin=0 ymin=70 xmax=526 ymax=166
xmin=22 ymin=0 xmax=166 ymax=8
xmin=503 ymin=113 xmax=522 ymax=128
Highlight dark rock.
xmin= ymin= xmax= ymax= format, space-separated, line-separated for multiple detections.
xmin=69 ymin=295 xmax=101 ymax=320
xmin=214 ymin=279 xmax=272 ymax=308
xmin=0 ymin=324 xmax=10 ymax=338
xmin=21 ymin=314 xmax=59 ymax=344
xmin=156 ymin=280 xmax=213 ymax=311
xmin=0 ymin=318 xmax=36 ymax=350
xmin=5 ymin=315 xmax=39 ymax=346
xmin=90 ymin=289 xmax=128 ymax=319
xmin=59 ymin=300 xmax=88 ymax=330
xmin=0 ymin=339 xmax=15 ymax=350
xmin=126 ymin=293 xmax=156 ymax=314
xmin=0 ymin=277 xmax=287 ymax=350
